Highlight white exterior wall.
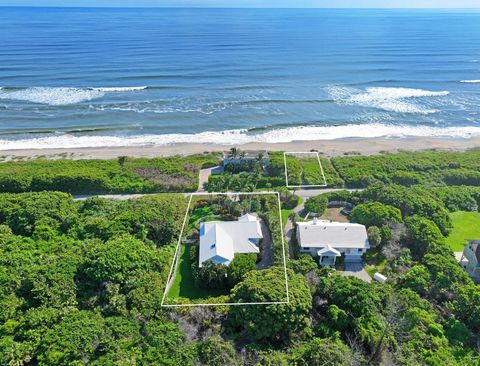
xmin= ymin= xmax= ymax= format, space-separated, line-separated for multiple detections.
xmin=463 ymin=245 xmax=480 ymax=279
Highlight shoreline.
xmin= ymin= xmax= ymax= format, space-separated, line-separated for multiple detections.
xmin=1 ymin=136 xmax=480 ymax=160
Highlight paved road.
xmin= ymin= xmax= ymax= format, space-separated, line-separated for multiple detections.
xmin=73 ymin=187 xmax=362 ymax=201
xmin=293 ymin=188 xmax=364 ymax=200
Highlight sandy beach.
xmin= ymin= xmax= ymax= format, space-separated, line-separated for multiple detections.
xmin=2 ymin=136 xmax=480 ymax=160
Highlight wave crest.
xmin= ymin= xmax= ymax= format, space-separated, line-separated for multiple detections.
xmin=327 ymin=86 xmax=449 ymax=114
xmin=0 ymin=86 xmax=147 ymax=106
xmin=1 ymin=123 xmax=479 ymax=150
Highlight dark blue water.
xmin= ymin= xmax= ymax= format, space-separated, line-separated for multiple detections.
xmin=0 ymin=7 xmax=480 ymax=149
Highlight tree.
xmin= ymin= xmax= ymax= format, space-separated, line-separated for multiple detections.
xmin=229 ymin=267 xmax=311 ymax=340
xmin=350 ymin=202 xmax=402 ymax=227
xmin=288 ymin=254 xmax=318 ymax=275
xmin=226 ymin=254 xmax=256 ymax=288
xmin=451 ymin=284 xmax=480 ymax=333
xmin=82 ymin=234 xmax=160 ymax=285
xmin=404 ymin=215 xmax=444 ymax=258
xmin=197 ymin=336 xmax=239 ymax=366
xmin=37 ymin=310 xmax=106 ymax=366
xmin=304 ymin=195 xmax=328 ymax=215
xmin=290 ymin=337 xmax=364 ymax=366
xmin=399 ymin=265 xmax=432 ymax=296
xmin=367 ymin=226 xmax=382 ymax=248
xmin=194 ymin=261 xmax=228 ymax=290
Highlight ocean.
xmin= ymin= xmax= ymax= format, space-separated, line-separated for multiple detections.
xmin=0 ymin=7 xmax=479 ymax=150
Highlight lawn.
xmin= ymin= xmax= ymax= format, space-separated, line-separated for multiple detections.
xmin=188 ymin=206 xmax=215 ymax=228
xmin=446 ymin=211 xmax=480 ymax=252
xmin=167 ymin=244 xmax=228 ymax=300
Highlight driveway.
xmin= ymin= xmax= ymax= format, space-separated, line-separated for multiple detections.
xmin=198 ymin=165 xmax=223 ymax=192
xmin=341 ymin=261 xmax=372 ymax=282
xmin=257 ymin=218 xmax=274 ymax=269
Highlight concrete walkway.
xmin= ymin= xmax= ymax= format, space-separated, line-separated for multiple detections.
xmin=341 ymin=262 xmax=372 ymax=282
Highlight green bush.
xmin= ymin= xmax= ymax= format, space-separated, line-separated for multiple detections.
xmin=304 ymin=195 xmax=328 ymax=215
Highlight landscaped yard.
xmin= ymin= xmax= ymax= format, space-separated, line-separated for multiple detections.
xmin=446 ymin=211 xmax=480 ymax=251
xmin=167 ymin=244 xmax=228 ymax=300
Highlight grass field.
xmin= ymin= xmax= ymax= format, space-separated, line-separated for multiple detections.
xmin=167 ymin=244 xmax=228 ymax=300
xmin=446 ymin=211 xmax=480 ymax=252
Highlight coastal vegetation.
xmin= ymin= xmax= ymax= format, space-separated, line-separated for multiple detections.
xmin=1 ymin=149 xmax=480 ymax=364
xmin=0 ymin=154 xmax=219 ymax=194
xmin=332 ymin=149 xmax=480 ymax=188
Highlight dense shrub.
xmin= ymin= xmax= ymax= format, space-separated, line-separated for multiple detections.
xmin=350 ymin=202 xmax=403 ymax=227
xmin=304 ymin=195 xmax=328 ymax=215
xmin=0 ymin=154 xmax=219 ymax=194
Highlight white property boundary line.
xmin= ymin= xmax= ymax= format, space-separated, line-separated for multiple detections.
xmin=161 ymin=191 xmax=290 ymax=307
xmin=284 ymin=151 xmax=327 ymax=188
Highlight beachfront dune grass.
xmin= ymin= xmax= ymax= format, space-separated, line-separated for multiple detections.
xmin=332 ymin=150 xmax=480 ymax=188
xmin=0 ymin=154 xmax=219 ymax=194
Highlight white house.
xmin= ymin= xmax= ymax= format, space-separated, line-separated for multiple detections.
xmin=460 ymin=240 xmax=480 ymax=281
xmin=198 ymin=213 xmax=263 ymax=267
xmin=296 ymin=219 xmax=370 ymax=266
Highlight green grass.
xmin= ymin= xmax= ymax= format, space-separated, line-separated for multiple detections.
xmin=300 ymin=157 xmax=326 ymax=186
xmin=188 ymin=206 xmax=214 ymax=227
xmin=446 ymin=211 xmax=480 ymax=251
xmin=281 ymin=208 xmax=293 ymax=227
xmin=167 ymin=244 xmax=228 ymax=300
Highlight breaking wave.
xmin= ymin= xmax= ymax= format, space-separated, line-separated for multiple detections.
xmin=327 ymin=86 xmax=450 ymax=114
xmin=1 ymin=123 xmax=480 ymax=150
xmin=0 ymin=86 xmax=147 ymax=106
xmin=460 ymin=80 xmax=480 ymax=83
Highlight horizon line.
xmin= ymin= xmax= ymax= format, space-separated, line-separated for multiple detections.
xmin=1 ymin=5 xmax=480 ymax=9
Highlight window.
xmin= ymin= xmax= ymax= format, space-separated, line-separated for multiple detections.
xmin=357 ymin=248 xmax=363 ymax=254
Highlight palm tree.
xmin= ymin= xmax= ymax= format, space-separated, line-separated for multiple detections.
xmin=229 ymin=147 xmax=238 ymax=158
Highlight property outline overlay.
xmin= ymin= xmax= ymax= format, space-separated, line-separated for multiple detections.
xmin=161 ymin=191 xmax=290 ymax=307
xmin=283 ymin=151 xmax=327 ymax=188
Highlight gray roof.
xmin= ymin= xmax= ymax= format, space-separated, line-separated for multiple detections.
xmin=297 ymin=220 xmax=369 ymax=250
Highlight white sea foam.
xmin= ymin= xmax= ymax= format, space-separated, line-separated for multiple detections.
xmin=92 ymin=86 xmax=148 ymax=92
xmin=1 ymin=123 xmax=480 ymax=150
xmin=460 ymin=80 xmax=480 ymax=83
xmin=327 ymin=86 xmax=449 ymax=114
xmin=0 ymin=86 xmax=147 ymax=106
